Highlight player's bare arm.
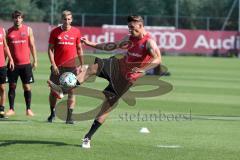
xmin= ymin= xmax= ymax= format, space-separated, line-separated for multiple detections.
xmin=132 ymin=39 xmax=161 ymax=74
xmin=144 ymin=39 xmax=162 ymax=70
xmin=81 ymin=35 xmax=130 ymax=51
xmin=77 ymin=42 xmax=84 ymax=67
xmin=3 ymin=29 xmax=14 ymax=71
xmin=29 ymin=27 xmax=37 ymax=70
xmin=48 ymin=44 xmax=59 ymax=75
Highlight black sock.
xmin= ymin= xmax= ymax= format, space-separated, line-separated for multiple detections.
xmin=66 ymin=108 xmax=73 ymax=121
xmin=24 ymin=90 xmax=31 ymax=110
xmin=85 ymin=120 xmax=102 ymax=140
xmin=50 ymin=106 xmax=55 ymax=116
xmin=0 ymin=105 xmax=4 ymax=112
xmin=8 ymin=86 xmax=16 ymax=110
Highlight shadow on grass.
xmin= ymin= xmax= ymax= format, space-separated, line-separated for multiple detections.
xmin=0 ymin=119 xmax=28 ymax=122
xmin=0 ymin=140 xmax=79 ymax=147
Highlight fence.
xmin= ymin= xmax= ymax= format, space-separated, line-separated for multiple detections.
xmin=0 ymin=13 xmax=238 ymax=31
xmin=69 ymin=14 xmax=238 ymax=31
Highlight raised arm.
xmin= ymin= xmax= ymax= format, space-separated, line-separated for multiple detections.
xmin=81 ymin=35 xmax=130 ymax=51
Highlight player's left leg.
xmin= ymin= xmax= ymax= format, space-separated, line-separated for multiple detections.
xmin=0 ymin=67 xmax=7 ymax=118
xmin=20 ymin=64 xmax=35 ymax=116
xmin=22 ymin=83 xmax=34 ymax=116
xmin=82 ymin=93 xmax=118 ymax=149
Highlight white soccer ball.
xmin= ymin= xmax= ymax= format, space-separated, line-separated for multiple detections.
xmin=59 ymin=72 xmax=77 ymax=88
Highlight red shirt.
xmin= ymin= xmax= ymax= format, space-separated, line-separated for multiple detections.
xmin=120 ymin=33 xmax=152 ymax=81
xmin=0 ymin=27 xmax=5 ymax=67
xmin=49 ymin=26 xmax=81 ymax=67
xmin=7 ymin=25 xmax=31 ymax=65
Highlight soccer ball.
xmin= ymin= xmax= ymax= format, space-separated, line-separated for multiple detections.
xmin=59 ymin=72 xmax=77 ymax=88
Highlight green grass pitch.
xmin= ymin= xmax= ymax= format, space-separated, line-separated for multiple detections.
xmin=0 ymin=53 xmax=240 ymax=160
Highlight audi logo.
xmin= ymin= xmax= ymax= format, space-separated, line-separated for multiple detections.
xmin=151 ymin=32 xmax=186 ymax=50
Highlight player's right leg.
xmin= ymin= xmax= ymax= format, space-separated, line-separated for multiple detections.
xmin=6 ymin=83 xmax=17 ymax=116
xmin=47 ymin=80 xmax=64 ymax=99
xmin=48 ymin=90 xmax=58 ymax=122
xmin=47 ymin=69 xmax=63 ymax=122
xmin=48 ymin=64 xmax=98 ymax=99
xmin=0 ymin=67 xmax=7 ymax=118
xmin=81 ymin=97 xmax=117 ymax=149
xmin=6 ymin=66 xmax=18 ymax=116
xmin=0 ymin=84 xmax=6 ymax=118
xmin=76 ymin=63 xmax=98 ymax=84
xmin=22 ymin=83 xmax=34 ymax=116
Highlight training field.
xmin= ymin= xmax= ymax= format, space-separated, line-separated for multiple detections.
xmin=0 ymin=54 xmax=240 ymax=160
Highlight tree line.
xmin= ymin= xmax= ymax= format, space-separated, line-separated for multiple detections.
xmin=0 ymin=0 xmax=238 ymax=30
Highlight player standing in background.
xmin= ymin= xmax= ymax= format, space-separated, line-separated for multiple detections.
xmin=5 ymin=10 xmax=37 ymax=116
xmin=47 ymin=10 xmax=83 ymax=124
xmin=48 ymin=15 xmax=161 ymax=148
xmin=0 ymin=26 xmax=14 ymax=118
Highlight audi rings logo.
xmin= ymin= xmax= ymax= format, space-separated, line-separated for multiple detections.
xmin=151 ymin=32 xmax=186 ymax=50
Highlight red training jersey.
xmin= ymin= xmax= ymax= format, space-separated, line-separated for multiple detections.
xmin=49 ymin=26 xmax=81 ymax=67
xmin=0 ymin=27 xmax=6 ymax=67
xmin=7 ymin=25 xmax=31 ymax=65
xmin=120 ymin=33 xmax=153 ymax=82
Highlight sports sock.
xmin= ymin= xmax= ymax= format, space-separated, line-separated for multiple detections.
xmin=84 ymin=120 xmax=102 ymax=140
xmin=8 ymin=86 xmax=16 ymax=110
xmin=66 ymin=108 xmax=73 ymax=121
xmin=24 ymin=90 xmax=31 ymax=110
xmin=0 ymin=105 xmax=4 ymax=112
xmin=50 ymin=106 xmax=55 ymax=116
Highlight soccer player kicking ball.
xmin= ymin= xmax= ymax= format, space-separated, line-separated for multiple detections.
xmin=0 ymin=26 xmax=14 ymax=118
xmin=48 ymin=15 xmax=161 ymax=148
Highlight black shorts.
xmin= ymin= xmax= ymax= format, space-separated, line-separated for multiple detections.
xmin=49 ymin=66 xmax=78 ymax=85
xmin=0 ymin=66 xmax=7 ymax=84
xmin=7 ymin=64 xmax=34 ymax=84
xmin=95 ymin=57 xmax=132 ymax=102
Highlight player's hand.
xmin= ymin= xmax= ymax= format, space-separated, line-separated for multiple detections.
xmin=9 ymin=59 xmax=15 ymax=71
xmin=80 ymin=37 xmax=90 ymax=45
xmin=131 ymin=67 xmax=145 ymax=74
xmin=52 ymin=65 xmax=60 ymax=75
xmin=32 ymin=61 xmax=37 ymax=70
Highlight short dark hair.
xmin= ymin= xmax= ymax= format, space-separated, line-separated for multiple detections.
xmin=12 ymin=10 xmax=24 ymax=19
xmin=62 ymin=10 xmax=72 ymax=19
xmin=127 ymin=15 xmax=144 ymax=23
